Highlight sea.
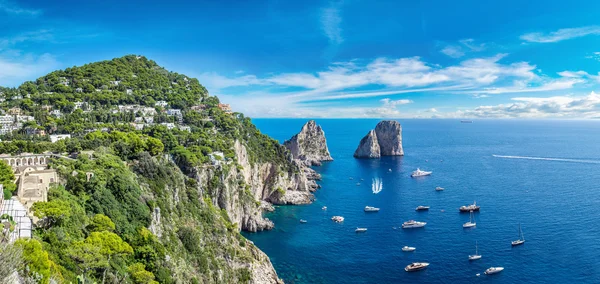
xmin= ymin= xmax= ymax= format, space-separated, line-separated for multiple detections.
xmin=243 ymin=119 xmax=600 ymax=284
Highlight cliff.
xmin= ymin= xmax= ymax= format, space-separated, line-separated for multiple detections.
xmin=283 ymin=120 xmax=333 ymax=166
xmin=354 ymin=120 xmax=404 ymax=158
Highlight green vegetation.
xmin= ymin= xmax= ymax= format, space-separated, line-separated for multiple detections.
xmin=0 ymin=55 xmax=297 ymax=283
xmin=0 ymin=160 xmax=16 ymax=199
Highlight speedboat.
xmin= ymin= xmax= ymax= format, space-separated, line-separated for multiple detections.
xmin=331 ymin=216 xmax=344 ymax=222
xmin=415 ymin=206 xmax=430 ymax=211
xmin=512 ymin=223 xmax=525 ymax=246
xmin=463 ymin=210 xmax=476 ymax=228
xmin=364 ymin=206 xmax=380 ymax=212
xmin=484 ymin=267 xmax=504 ymax=275
xmin=322 ymin=206 xmax=327 ymax=210
xmin=402 ymin=220 xmax=426 ymax=229
xmin=435 ymin=186 xmax=444 ymax=191
xmin=299 ymin=219 xmax=307 ymax=224
xmin=459 ymin=201 xmax=480 ymax=212
xmin=405 ymin=262 xmax=429 ymax=272
xmin=355 ymin=227 xmax=367 ymax=233
xmin=402 ymin=246 xmax=416 ymax=252
xmin=411 ymin=168 xmax=432 ymax=177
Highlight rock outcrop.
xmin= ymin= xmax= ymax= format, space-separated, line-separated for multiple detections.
xmin=284 ymin=120 xmax=333 ymax=166
xmin=354 ymin=120 xmax=404 ymax=158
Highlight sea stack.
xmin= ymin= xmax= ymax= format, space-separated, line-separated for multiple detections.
xmin=284 ymin=120 xmax=333 ymax=166
xmin=354 ymin=120 xmax=404 ymax=158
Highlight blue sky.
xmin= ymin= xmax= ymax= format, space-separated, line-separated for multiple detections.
xmin=2 ymin=0 xmax=600 ymax=118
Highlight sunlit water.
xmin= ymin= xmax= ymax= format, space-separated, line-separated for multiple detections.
xmin=244 ymin=119 xmax=600 ymax=283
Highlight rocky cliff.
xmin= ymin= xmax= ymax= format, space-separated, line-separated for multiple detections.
xmin=354 ymin=120 xmax=404 ymax=158
xmin=283 ymin=120 xmax=333 ymax=166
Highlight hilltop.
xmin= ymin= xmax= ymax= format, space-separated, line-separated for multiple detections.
xmin=0 ymin=55 xmax=319 ymax=283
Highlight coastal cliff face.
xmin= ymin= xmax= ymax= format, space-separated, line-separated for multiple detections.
xmin=354 ymin=121 xmax=403 ymax=158
xmin=194 ymin=140 xmax=319 ymax=233
xmin=284 ymin=120 xmax=333 ymax=166
xmin=353 ymin=130 xmax=381 ymax=158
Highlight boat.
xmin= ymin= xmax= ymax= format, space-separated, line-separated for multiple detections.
xmin=511 ymin=223 xmax=525 ymax=246
xmin=299 ymin=219 xmax=307 ymax=224
xmin=468 ymin=241 xmax=482 ymax=261
xmin=405 ymin=262 xmax=429 ymax=272
xmin=355 ymin=227 xmax=367 ymax=233
xmin=372 ymin=178 xmax=383 ymax=194
xmin=435 ymin=186 xmax=444 ymax=191
xmin=388 ymin=168 xmax=392 ymax=172
xmin=322 ymin=206 xmax=327 ymax=210
xmin=331 ymin=216 xmax=344 ymax=223
xmin=402 ymin=246 xmax=416 ymax=252
xmin=459 ymin=201 xmax=480 ymax=212
xmin=356 ymin=182 xmax=361 ymax=186
xmin=364 ymin=206 xmax=380 ymax=212
xmin=415 ymin=206 xmax=430 ymax=211
xmin=411 ymin=168 xmax=432 ymax=177
xmin=463 ymin=210 xmax=476 ymax=228
xmin=484 ymin=267 xmax=504 ymax=275
xmin=349 ymin=177 xmax=353 ymax=180
xmin=402 ymin=220 xmax=427 ymax=229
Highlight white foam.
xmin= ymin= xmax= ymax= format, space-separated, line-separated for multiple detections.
xmin=492 ymin=154 xmax=600 ymax=164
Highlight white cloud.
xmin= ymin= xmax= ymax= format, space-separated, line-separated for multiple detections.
xmin=440 ymin=39 xmax=486 ymax=58
xmin=557 ymin=70 xmax=600 ymax=83
xmin=520 ymin=26 xmax=600 ymax=43
xmin=586 ymin=52 xmax=600 ymax=62
xmin=469 ymin=78 xmax=584 ymax=95
xmin=0 ymin=53 xmax=59 ymax=86
xmin=441 ymin=46 xmax=464 ymax=58
xmin=451 ymin=92 xmax=600 ymax=118
xmin=320 ymin=3 xmax=343 ymax=45
xmin=0 ymin=0 xmax=40 ymax=16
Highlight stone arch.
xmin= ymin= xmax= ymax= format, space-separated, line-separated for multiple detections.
xmin=9 ymin=159 xmax=14 ymax=166
xmin=27 ymin=157 xmax=33 ymax=165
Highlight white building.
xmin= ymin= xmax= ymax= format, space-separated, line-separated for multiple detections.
xmin=16 ymin=116 xmax=34 ymax=123
xmin=50 ymin=110 xmax=62 ymax=118
xmin=160 ymin=122 xmax=175 ymax=130
xmin=155 ymin=101 xmax=168 ymax=107
xmin=50 ymin=134 xmax=71 ymax=143
xmin=126 ymin=89 xmax=133 ymax=95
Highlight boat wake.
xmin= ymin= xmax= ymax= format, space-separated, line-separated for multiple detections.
xmin=492 ymin=155 xmax=600 ymax=164
xmin=372 ymin=178 xmax=383 ymax=194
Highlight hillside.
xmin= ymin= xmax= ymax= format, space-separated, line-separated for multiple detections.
xmin=0 ymin=55 xmax=320 ymax=283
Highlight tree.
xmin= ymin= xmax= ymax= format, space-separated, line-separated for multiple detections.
xmin=32 ymin=200 xmax=72 ymax=228
xmin=127 ymin=263 xmax=158 ymax=284
xmin=87 ymin=214 xmax=116 ymax=232
xmin=0 ymin=160 xmax=15 ymax=200
xmin=15 ymin=239 xmax=62 ymax=284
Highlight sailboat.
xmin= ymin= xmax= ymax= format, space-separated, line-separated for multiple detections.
xmin=463 ymin=210 xmax=476 ymax=228
xmin=372 ymin=178 xmax=383 ymax=194
xmin=511 ymin=223 xmax=525 ymax=246
xmin=469 ymin=241 xmax=482 ymax=260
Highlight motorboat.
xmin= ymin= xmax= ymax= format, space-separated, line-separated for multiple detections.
xmin=463 ymin=210 xmax=476 ymax=228
xmin=405 ymin=262 xmax=429 ymax=272
xmin=411 ymin=168 xmax=432 ymax=177
xmin=468 ymin=241 xmax=481 ymax=261
xmin=322 ymin=206 xmax=327 ymax=210
xmin=435 ymin=186 xmax=444 ymax=191
xmin=484 ymin=267 xmax=504 ymax=275
xmin=355 ymin=227 xmax=367 ymax=233
xmin=299 ymin=219 xmax=307 ymax=224
xmin=356 ymin=182 xmax=361 ymax=186
xmin=459 ymin=201 xmax=480 ymax=212
xmin=331 ymin=216 xmax=344 ymax=223
xmin=402 ymin=246 xmax=416 ymax=252
xmin=511 ymin=223 xmax=525 ymax=246
xmin=402 ymin=220 xmax=426 ymax=229
xmin=415 ymin=206 xmax=430 ymax=211
xmin=364 ymin=206 xmax=380 ymax=212
xmin=372 ymin=178 xmax=383 ymax=194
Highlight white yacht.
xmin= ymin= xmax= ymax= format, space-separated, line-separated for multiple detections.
xmin=402 ymin=246 xmax=416 ymax=252
xmin=402 ymin=220 xmax=427 ymax=229
xmin=415 ymin=206 xmax=430 ymax=211
xmin=463 ymin=210 xmax=476 ymax=228
xmin=411 ymin=168 xmax=432 ymax=177
xmin=372 ymin=178 xmax=383 ymax=194
xmin=435 ymin=186 xmax=444 ymax=191
xmin=468 ymin=241 xmax=481 ymax=261
xmin=405 ymin=262 xmax=429 ymax=272
xmin=331 ymin=216 xmax=344 ymax=223
xmin=364 ymin=206 xmax=380 ymax=212
xmin=459 ymin=201 xmax=480 ymax=212
xmin=322 ymin=206 xmax=327 ymax=210
xmin=355 ymin=227 xmax=367 ymax=233
xmin=484 ymin=267 xmax=504 ymax=275
xmin=512 ymin=223 xmax=525 ymax=246
xmin=299 ymin=219 xmax=307 ymax=224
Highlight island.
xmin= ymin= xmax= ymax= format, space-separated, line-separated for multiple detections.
xmin=354 ymin=120 xmax=404 ymax=158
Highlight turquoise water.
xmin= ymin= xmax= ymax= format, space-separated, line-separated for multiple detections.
xmin=244 ymin=119 xmax=600 ymax=283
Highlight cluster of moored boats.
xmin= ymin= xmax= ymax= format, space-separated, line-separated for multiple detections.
xmin=303 ymin=168 xmax=525 ymax=276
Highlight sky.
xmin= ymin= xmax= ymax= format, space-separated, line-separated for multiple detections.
xmin=2 ymin=0 xmax=600 ymax=119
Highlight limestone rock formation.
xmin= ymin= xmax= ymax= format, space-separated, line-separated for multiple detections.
xmin=354 ymin=120 xmax=404 ymax=158
xmin=284 ymin=120 xmax=333 ymax=166
xmin=353 ymin=130 xmax=381 ymax=158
